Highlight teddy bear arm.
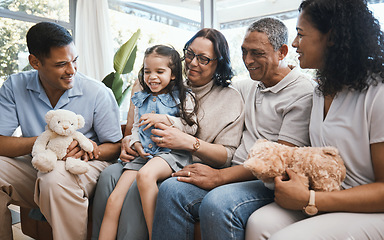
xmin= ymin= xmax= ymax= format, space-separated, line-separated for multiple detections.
xmin=72 ymin=132 xmax=93 ymax=152
xmin=32 ymin=130 xmax=55 ymax=156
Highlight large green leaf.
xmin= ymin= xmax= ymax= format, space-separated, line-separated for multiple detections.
xmin=122 ymin=45 xmax=137 ymax=74
xmin=114 ymin=29 xmax=140 ymax=74
xmin=102 ymin=72 xmax=115 ymax=89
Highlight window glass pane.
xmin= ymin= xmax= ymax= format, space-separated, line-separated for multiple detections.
xmin=109 ymin=0 xmax=201 ymax=119
xmin=0 ymin=0 xmax=70 ymax=22
xmin=0 ymin=18 xmax=34 ymax=85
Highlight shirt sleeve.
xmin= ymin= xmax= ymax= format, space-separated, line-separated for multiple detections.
xmin=278 ymin=92 xmax=313 ymax=147
xmin=92 ymin=87 xmax=123 ymax=144
xmin=368 ymin=83 xmax=384 ymax=144
xmin=0 ymin=78 xmax=19 ymax=136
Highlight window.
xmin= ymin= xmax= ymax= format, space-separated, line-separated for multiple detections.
xmin=0 ymin=0 xmax=75 ymax=85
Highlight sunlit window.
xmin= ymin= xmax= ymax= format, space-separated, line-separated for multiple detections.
xmin=0 ymin=0 xmax=384 ymax=87
xmin=0 ymin=0 xmax=74 ymax=86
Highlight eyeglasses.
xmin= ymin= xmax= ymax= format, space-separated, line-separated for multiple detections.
xmin=183 ymin=48 xmax=217 ymax=65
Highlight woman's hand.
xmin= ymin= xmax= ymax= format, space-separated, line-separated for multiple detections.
xmin=274 ymin=169 xmax=310 ymax=210
xmin=120 ymin=136 xmax=139 ymax=162
xmin=139 ymin=113 xmax=171 ymax=131
xmin=172 ymin=163 xmax=222 ymax=190
xmin=151 ymin=123 xmax=194 ymax=150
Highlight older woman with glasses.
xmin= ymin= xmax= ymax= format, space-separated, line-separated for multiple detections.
xmin=91 ymin=28 xmax=245 ymax=240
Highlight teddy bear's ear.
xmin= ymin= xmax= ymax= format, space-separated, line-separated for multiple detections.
xmin=45 ymin=110 xmax=56 ymax=124
xmin=256 ymin=139 xmax=268 ymax=144
xmin=322 ymin=147 xmax=339 ymax=156
xmin=77 ymin=115 xmax=85 ymax=128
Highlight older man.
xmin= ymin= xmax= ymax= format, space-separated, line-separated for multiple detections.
xmin=152 ymin=17 xmax=315 ymax=240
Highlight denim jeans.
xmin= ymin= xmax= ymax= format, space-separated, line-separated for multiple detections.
xmin=152 ymin=177 xmax=274 ymax=240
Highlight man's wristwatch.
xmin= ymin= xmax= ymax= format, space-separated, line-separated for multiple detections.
xmin=303 ymin=190 xmax=318 ymax=216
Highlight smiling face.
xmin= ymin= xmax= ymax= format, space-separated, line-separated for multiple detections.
xmin=143 ymin=53 xmax=174 ymax=95
xmin=30 ymin=42 xmax=78 ymax=97
xmin=241 ymin=31 xmax=284 ymax=86
xmin=184 ymin=37 xmax=217 ymax=87
xmin=292 ymin=11 xmax=330 ymax=69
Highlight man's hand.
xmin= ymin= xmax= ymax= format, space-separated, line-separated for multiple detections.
xmin=65 ymin=139 xmax=99 ymax=161
xmin=172 ymin=163 xmax=222 ymax=190
xmin=139 ymin=113 xmax=171 ymax=131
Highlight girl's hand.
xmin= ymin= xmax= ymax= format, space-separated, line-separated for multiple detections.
xmin=120 ymin=136 xmax=139 ymax=162
xmin=274 ymin=169 xmax=310 ymax=210
xmin=151 ymin=123 xmax=192 ymax=150
xmin=139 ymin=113 xmax=171 ymax=131
xmin=133 ymin=142 xmax=150 ymax=159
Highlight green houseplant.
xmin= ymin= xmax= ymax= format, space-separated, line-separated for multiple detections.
xmin=102 ymin=29 xmax=141 ymax=106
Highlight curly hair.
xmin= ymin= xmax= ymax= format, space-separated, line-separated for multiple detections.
xmin=184 ymin=28 xmax=234 ymax=87
xmin=138 ymin=45 xmax=198 ymax=127
xmin=299 ymin=0 xmax=384 ymax=96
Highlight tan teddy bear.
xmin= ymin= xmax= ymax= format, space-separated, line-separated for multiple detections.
xmin=243 ymin=139 xmax=346 ymax=191
xmin=31 ymin=109 xmax=93 ymax=175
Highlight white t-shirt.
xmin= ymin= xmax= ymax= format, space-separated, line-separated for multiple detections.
xmin=232 ymin=67 xmax=316 ymax=165
xmin=310 ymin=78 xmax=384 ymax=189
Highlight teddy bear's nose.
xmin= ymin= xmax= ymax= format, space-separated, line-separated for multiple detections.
xmin=63 ymin=125 xmax=69 ymax=130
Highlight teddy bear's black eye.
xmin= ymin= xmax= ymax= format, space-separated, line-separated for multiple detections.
xmin=71 ymin=123 xmax=74 ymax=125
xmin=58 ymin=121 xmax=61 ymax=124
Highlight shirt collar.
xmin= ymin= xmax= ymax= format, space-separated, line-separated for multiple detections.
xmin=132 ymin=90 xmax=180 ymax=107
xmin=26 ymin=71 xmax=84 ymax=98
xmin=26 ymin=70 xmax=84 ymax=108
xmin=259 ymin=67 xmax=301 ymax=94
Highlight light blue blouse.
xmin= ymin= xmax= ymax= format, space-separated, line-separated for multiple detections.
xmin=131 ymin=90 xmax=181 ymax=156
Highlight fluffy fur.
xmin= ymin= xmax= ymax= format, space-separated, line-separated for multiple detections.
xmin=31 ymin=109 xmax=92 ymax=174
xmin=244 ymin=139 xmax=346 ymax=191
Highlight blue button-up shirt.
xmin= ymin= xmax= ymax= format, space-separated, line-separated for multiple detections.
xmin=0 ymin=70 xmax=122 ymax=144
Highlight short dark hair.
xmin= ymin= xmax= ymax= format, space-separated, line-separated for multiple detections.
xmin=299 ymin=0 xmax=384 ymax=96
xmin=247 ymin=17 xmax=288 ymax=51
xmin=184 ymin=28 xmax=234 ymax=87
xmin=26 ymin=22 xmax=73 ymax=60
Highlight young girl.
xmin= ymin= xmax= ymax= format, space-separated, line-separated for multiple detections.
xmin=98 ymin=45 xmax=198 ymax=240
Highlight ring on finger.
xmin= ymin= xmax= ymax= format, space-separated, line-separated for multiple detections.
xmin=188 ymin=171 xmax=191 ymax=177
xmin=159 ymin=137 xmax=163 ymax=144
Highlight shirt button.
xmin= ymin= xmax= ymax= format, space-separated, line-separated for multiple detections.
xmin=153 ymin=97 xmax=156 ymax=102
xmin=148 ymin=143 xmax=153 ymax=148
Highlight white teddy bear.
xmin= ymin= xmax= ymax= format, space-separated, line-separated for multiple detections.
xmin=32 ymin=109 xmax=93 ymax=175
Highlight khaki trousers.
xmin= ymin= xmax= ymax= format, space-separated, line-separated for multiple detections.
xmin=0 ymin=155 xmax=110 ymax=240
xmin=246 ymin=202 xmax=384 ymax=240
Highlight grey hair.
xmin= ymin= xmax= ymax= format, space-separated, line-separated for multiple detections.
xmin=247 ymin=17 xmax=288 ymax=51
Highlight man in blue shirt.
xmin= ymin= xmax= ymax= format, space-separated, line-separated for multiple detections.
xmin=0 ymin=22 xmax=122 ymax=240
